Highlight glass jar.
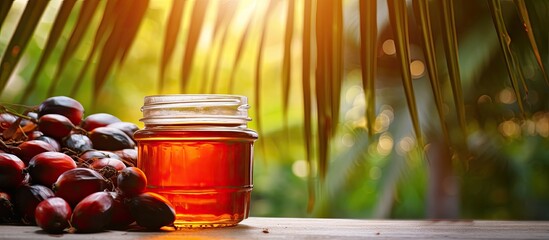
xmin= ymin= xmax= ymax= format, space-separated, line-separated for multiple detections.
xmin=134 ymin=94 xmax=258 ymax=228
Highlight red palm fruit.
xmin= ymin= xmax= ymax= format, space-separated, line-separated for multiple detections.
xmin=81 ymin=113 xmax=121 ymax=131
xmin=52 ymin=168 xmax=109 ymax=208
xmin=89 ymin=127 xmax=135 ymax=151
xmin=91 ymin=158 xmax=126 ymax=171
xmin=106 ymin=122 xmax=139 ymax=140
xmin=0 ymin=153 xmax=26 ymax=190
xmin=14 ymin=140 xmax=57 ymax=166
xmin=62 ymin=134 xmax=93 ymax=153
xmin=78 ymin=150 xmax=121 ymax=165
xmin=34 ymin=197 xmax=71 ymax=233
xmin=28 ymin=152 xmax=77 ymax=188
xmin=0 ymin=192 xmax=16 ymax=223
xmin=37 ymin=96 xmax=84 ymax=126
xmin=91 ymin=158 xmax=126 ymax=186
xmin=117 ymin=167 xmax=147 ymax=197
xmin=90 ymin=158 xmax=126 ymax=172
xmin=112 ymin=148 xmax=137 ymax=167
xmin=13 ymin=184 xmax=54 ymax=224
xmin=107 ymin=192 xmax=134 ymax=229
xmin=37 ymin=114 xmax=75 ymax=140
xmin=126 ymin=192 xmax=176 ymax=229
xmin=0 ymin=113 xmax=16 ymax=130
xmin=71 ymin=191 xmax=114 ymax=233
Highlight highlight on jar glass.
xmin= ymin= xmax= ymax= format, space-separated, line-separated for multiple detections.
xmin=133 ymin=94 xmax=258 ymax=228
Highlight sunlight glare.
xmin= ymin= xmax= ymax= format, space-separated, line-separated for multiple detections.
xmin=292 ymin=160 xmax=309 ymax=178
xmin=535 ymin=113 xmax=549 ymax=137
xmin=396 ymin=137 xmax=415 ymax=156
xmin=498 ymin=88 xmax=516 ymax=104
xmin=410 ymin=60 xmax=425 ymax=78
xmin=377 ymin=133 xmax=393 ymax=156
xmin=341 ymin=133 xmax=355 ymax=147
xmin=382 ymin=39 xmax=396 ymax=56
xmin=499 ymin=120 xmax=520 ymax=138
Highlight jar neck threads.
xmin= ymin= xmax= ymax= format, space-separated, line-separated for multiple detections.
xmin=140 ymin=94 xmax=251 ymax=126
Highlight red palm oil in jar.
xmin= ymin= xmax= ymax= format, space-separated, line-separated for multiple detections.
xmin=134 ymin=95 xmax=258 ymax=228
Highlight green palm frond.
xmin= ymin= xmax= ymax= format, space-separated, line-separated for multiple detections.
xmin=387 ymin=0 xmax=423 ymax=146
xmin=205 ymin=0 xmax=238 ymax=93
xmin=359 ymin=0 xmax=377 ymax=138
xmin=0 ymin=0 xmax=48 ymax=92
xmin=180 ymin=0 xmax=209 ymax=93
xmin=20 ymin=0 xmax=75 ymax=103
xmin=159 ymin=0 xmax=186 ymax=93
xmin=488 ymin=0 xmax=526 ymax=116
xmin=514 ymin=0 xmax=549 ymax=86
xmin=49 ymin=0 xmax=100 ymax=97
xmin=439 ymin=0 xmax=467 ymax=143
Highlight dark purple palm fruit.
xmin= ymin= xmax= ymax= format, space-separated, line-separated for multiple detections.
xmin=13 ymin=184 xmax=55 ymax=224
xmin=81 ymin=113 xmax=121 ymax=132
xmin=117 ymin=167 xmax=147 ymax=197
xmin=62 ymin=134 xmax=93 ymax=153
xmin=88 ymin=127 xmax=135 ymax=151
xmin=126 ymin=192 xmax=176 ymax=229
xmin=107 ymin=192 xmax=134 ymax=229
xmin=0 ymin=192 xmax=16 ymax=223
xmin=37 ymin=96 xmax=84 ymax=126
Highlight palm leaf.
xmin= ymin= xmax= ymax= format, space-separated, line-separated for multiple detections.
xmin=488 ymin=0 xmax=525 ymax=115
xmin=312 ymin=128 xmax=372 ymax=217
xmin=0 ymin=0 xmax=49 ymax=94
xmin=210 ymin=1 xmax=237 ymax=92
xmin=325 ymin=129 xmax=371 ymax=203
xmin=372 ymin=152 xmax=407 ymax=218
xmin=206 ymin=0 xmax=238 ymax=93
xmin=0 ymin=0 xmax=14 ymax=31
xmin=331 ymin=0 xmax=344 ymax=138
xmin=387 ymin=0 xmax=423 ymax=146
xmin=159 ymin=0 xmax=187 ymax=93
xmin=514 ymin=0 xmax=549 ymax=86
xmin=48 ymin=0 xmax=101 ymax=97
xmin=281 ymin=0 xmax=295 ymax=127
xmin=315 ymin=0 xmax=334 ymax=181
xmin=180 ymin=0 xmax=209 ymax=92
xmin=254 ymin=0 xmax=279 ymax=159
xmin=228 ymin=6 xmax=255 ymax=93
xmin=439 ymin=0 xmax=468 ymax=139
xmin=94 ymin=0 xmax=149 ymax=99
xmin=359 ymin=0 xmax=377 ymax=137
xmin=412 ymin=0 xmax=450 ymax=143
xmin=20 ymin=0 xmax=77 ymax=103
xmin=314 ymin=0 xmax=345 ymax=180
xmin=302 ymin=0 xmax=315 ymax=213
xmin=70 ymin=0 xmax=120 ymax=97
xmin=116 ymin=0 xmax=149 ymax=68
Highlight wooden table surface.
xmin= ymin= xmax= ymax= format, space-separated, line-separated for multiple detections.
xmin=1 ymin=217 xmax=548 ymax=239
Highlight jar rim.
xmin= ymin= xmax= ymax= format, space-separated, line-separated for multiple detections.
xmin=143 ymin=94 xmax=247 ymax=106
xmin=140 ymin=94 xmax=251 ymax=125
